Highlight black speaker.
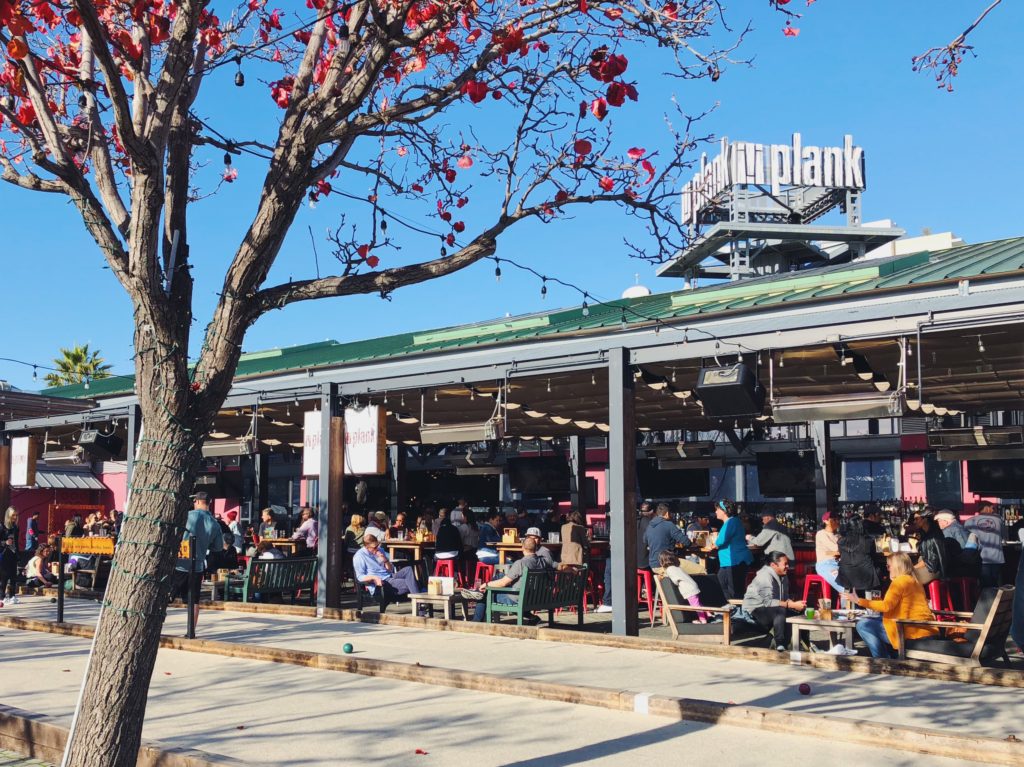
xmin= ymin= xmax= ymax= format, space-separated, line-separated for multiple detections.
xmin=695 ymin=364 xmax=765 ymax=417
xmin=78 ymin=429 xmax=124 ymax=460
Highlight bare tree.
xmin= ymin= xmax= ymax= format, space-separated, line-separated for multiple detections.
xmin=912 ymin=0 xmax=1004 ymax=91
xmin=0 ymin=0 xmax=751 ymax=763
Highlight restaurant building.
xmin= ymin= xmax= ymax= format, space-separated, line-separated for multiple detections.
xmin=2 ymin=133 xmax=1023 ymax=634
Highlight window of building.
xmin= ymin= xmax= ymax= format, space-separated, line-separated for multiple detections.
xmin=841 ymin=458 xmax=897 ymax=501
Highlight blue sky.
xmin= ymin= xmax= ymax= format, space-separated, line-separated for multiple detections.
xmin=1 ymin=1 xmax=1021 ymax=391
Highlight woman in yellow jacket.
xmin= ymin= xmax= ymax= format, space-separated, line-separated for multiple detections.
xmin=855 ymin=553 xmax=938 ymax=658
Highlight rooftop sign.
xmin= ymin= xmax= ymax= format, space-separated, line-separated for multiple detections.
xmin=680 ymin=133 xmax=866 ymax=227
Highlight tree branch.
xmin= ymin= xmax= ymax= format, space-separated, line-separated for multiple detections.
xmin=912 ymin=0 xmax=1003 ymax=91
xmin=73 ymin=0 xmax=154 ymax=167
xmin=0 ymin=159 xmax=65 ymax=193
xmin=252 ymin=224 xmax=504 ymax=314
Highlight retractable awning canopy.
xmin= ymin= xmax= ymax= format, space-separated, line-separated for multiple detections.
xmin=32 ymin=467 xmax=106 ymax=490
xmin=0 ymin=390 xmax=98 ymax=422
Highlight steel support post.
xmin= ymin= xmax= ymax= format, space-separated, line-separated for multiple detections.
xmin=254 ymin=452 xmax=270 ymax=512
xmin=388 ymin=444 xmax=407 ymax=518
xmin=316 ymin=385 xmax=344 ymax=612
xmin=608 ymin=348 xmax=638 ymax=636
xmin=810 ymin=420 xmax=836 ymax=519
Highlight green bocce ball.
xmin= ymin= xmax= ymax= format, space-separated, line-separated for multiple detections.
xmin=342 ymin=643 xmax=354 ymax=654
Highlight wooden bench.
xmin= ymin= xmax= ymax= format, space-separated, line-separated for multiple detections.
xmin=484 ymin=567 xmax=587 ymax=626
xmin=897 ymin=585 xmax=1015 ymax=667
xmin=74 ymin=557 xmax=111 ymax=592
xmin=224 ymin=557 xmax=318 ymax=605
xmin=654 ymin=576 xmax=770 ymax=646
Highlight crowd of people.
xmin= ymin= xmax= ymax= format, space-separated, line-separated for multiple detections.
xmin=2 ymin=492 xmax=1020 ymax=657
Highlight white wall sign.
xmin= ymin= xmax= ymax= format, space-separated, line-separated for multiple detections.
xmin=11 ymin=436 xmax=38 ymax=487
xmin=344 ymin=405 xmax=386 ymax=476
xmin=680 ymin=133 xmax=866 ymax=226
xmin=302 ymin=410 xmax=322 ymax=477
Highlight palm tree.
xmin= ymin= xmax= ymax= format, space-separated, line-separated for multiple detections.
xmin=44 ymin=344 xmax=113 ymax=387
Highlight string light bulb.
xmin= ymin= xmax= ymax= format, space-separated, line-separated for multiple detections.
xmin=977 ymin=335 xmax=985 ymax=353
xmin=495 ymin=262 xmax=501 ymax=282
xmin=581 ymin=298 xmax=590 ymax=317
xmin=233 ymin=55 xmax=245 ymax=87
xmin=32 ymin=366 xmax=37 ymax=381
xmin=78 ymin=94 xmax=88 ymax=109
xmin=83 ymin=376 xmax=90 ymax=390
xmin=540 ymin=279 xmax=547 ymax=300
xmin=620 ymin=308 xmax=627 ymax=330
xmin=223 ymin=151 xmax=232 ymax=167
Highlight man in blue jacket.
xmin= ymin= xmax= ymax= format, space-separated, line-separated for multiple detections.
xmin=173 ymin=492 xmax=223 ymax=631
xmin=643 ymin=504 xmax=688 ymax=570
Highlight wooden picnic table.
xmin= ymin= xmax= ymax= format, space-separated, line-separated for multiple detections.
xmin=786 ymin=614 xmax=860 ymax=652
xmin=261 ymin=539 xmax=303 ymax=556
xmin=493 ymin=539 xmax=609 ymax=564
xmin=383 ymin=538 xmax=435 ymax=563
xmin=410 ymin=592 xmax=469 ymax=620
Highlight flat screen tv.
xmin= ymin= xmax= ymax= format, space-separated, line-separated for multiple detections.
xmin=756 ymin=451 xmax=817 ymax=497
xmin=967 ymin=459 xmax=1024 ymax=497
xmin=636 ymin=459 xmax=710 ymax=498
xmin=507 ymin=456 xmax=570 ymax=494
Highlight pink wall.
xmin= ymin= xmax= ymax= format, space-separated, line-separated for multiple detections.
xmin=97 ymin=470 xmax=128 ymax=511
xmin=899 ymin=436 xmax=998 ymax=515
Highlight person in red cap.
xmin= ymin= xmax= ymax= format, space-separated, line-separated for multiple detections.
xmin=814 ymin=511 xmax=843 ymax=593
xmin=225 ymin=510 xmax=243 ymax=552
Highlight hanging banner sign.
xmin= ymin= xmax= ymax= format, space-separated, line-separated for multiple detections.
xmin=302 ymin=410 xmax=322 ymax=477
xmin=61 ymin=537 xmax=115 ymax=556
xmin=11 ymin=436 xmax=39 ymax=487
xmin=681 ymin=133 xmax=866 ymax=226
xmin=344 ymin=405 xmax=387 ymax=476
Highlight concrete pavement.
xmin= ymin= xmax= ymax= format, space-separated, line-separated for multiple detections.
xmin=0 ymin=616 xmax=994 ymax=767
xmin=12 ymin=596 xmax=1018 ymax=743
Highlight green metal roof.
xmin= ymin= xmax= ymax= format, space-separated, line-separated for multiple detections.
xmin=43 ymin=236 xmax=1024 ymax=400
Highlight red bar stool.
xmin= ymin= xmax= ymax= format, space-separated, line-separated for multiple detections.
xmin=802 ymin=574 xmax=833 ymax=604
xmin=947 ymin=576 xmax=978 ymax=612
xmin=927 ymin=580 xmax=955 ymax=617
xmin=433 ymin=558 xmax=463 ymax=586
xmin=637 ymin=569 xmax=659 ymax=627
xmin=474 ymin=562 xmax=495 ymax=587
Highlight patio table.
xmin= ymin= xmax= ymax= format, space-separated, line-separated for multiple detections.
xmin=786 ymin=614 xmax=859 ymax=652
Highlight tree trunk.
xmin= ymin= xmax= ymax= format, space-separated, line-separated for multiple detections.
xmin=62 ymin=410 xmax=208 ymax=765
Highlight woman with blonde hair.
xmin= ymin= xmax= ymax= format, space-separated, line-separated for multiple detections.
xmin=2 ymin=507 xmax=18 ymax=545
xmin=854 ymin=553 xmax=937 ymax=658
xmin=344 ymin=514 xmax=366 ymax=552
